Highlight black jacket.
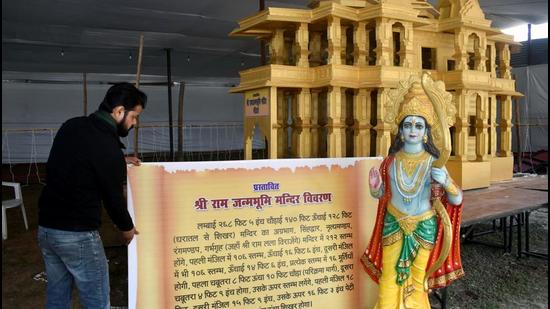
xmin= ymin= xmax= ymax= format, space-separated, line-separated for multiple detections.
xmin=38 ymin=111 xmax=134 ymax=231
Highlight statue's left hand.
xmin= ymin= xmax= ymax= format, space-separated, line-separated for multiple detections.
xmin=431 ymin=167 xmax=447 ymax=186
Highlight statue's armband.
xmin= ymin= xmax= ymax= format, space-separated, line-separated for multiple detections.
xmin=444 ymin=179 xmax=459 ymax=196
xmin=443 ymin=178 xmax=463 ymax=205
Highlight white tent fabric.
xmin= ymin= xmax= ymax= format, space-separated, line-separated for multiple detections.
xmin=2 ymin=81 xmax=267 ymax=163
xmin=2 ymin=1 xmax=548 ymax=164
xmin=512 ymin=64 xmax=548 ymax=152
xmin=2 ymin=0 xmax=547 ymax=77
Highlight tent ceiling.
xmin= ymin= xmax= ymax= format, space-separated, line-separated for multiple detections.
xmin=2 ymin=0 xmax=547 ymax=82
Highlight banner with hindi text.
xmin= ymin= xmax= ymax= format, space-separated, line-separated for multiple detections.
xmin=127 ymin=158 xmax=382 ymax=309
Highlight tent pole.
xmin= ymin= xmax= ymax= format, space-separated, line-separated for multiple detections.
xmin=83 ymin=73 xmax=88 ymax=116
xmin=166 ymin=48 xmax=174 ymax=161
xmin=514 ymin=98 xmax=522 ymax=173
xmin=134 ymin=34 xmax=144 ymax=158
xmin=527 ymin=24 xmax=531 ymax=65
xmin=177 ymin=82 xmax=186 ymax=161
xmin=259 ymin=0 xmax=266 ymax=65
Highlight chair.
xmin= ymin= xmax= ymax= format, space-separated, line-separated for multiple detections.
xmin=2 ymin=182 xmax=29 ymax=240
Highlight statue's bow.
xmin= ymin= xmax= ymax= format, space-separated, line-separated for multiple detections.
xmin=421 ymin=72 xmax=453 ymax=288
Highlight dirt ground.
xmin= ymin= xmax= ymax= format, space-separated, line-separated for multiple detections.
xmin=444 ymin=206 xmax=548 ymax=309
xmin=2 ymin=183 xmax=548 ymax=309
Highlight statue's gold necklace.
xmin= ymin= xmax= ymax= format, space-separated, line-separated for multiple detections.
xmin=393 ymin=150 xmax=433 ymax=204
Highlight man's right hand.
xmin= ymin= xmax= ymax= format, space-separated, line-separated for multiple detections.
xmin=121 ymin=227 xmax=139 ymax=245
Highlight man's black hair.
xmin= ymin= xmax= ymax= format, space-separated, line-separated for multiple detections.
xmin=388 ymin=117 xmax=440 ymax=158
xmin=98 ymin=82 xmax=147 ymax=112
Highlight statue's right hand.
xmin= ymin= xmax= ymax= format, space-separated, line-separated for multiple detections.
xmin=369 ymin=167 xmax=382 ymax=190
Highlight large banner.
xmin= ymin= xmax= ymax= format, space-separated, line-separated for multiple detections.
xmin=127 ymin=158 xmax=382 ymax=309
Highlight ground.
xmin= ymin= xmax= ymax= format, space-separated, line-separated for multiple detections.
xmin=2 ymin=184 xmax=548 ymax=308
xmin=444 ymin=206 xmax=548 ymax=308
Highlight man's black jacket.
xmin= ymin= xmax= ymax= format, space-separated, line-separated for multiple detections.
xmin=38 ymin=111 xmax=134 ymax=231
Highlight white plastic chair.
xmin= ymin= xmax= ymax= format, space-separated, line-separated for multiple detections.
xmin=2 ymin=182 xmax=29 ymax=240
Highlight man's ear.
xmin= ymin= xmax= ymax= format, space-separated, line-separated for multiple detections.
xmin=111 ymin=106 xmax=125 ymax=120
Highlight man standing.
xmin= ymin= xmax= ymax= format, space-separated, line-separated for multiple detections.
xmin=37 ymin=82 xmax=147 ymax=308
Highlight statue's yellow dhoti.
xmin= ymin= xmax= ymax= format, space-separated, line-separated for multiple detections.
xmin=375 ymin=205 xmax=435 ymax=309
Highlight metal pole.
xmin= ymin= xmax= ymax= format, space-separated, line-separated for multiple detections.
xmin=527 ymin=24 xmax=532 ymax=65
xmin=134 ymin=34 xmax=145 ymax=158
xmin=517 ymin=213 xmax=522 ymax=257
xmin=166 ymin=48 xmax=174 ymax=161
xmin=177 ymin=82 xmax=186 ymax=161
xmin=83 ymin=73 xmax=88 ymax=116
xmin=259 ymin=0 xmax=266 ymax=65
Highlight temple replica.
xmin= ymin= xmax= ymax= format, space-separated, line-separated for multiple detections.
xmin=229 ymin=0 xmax=522 ymax=190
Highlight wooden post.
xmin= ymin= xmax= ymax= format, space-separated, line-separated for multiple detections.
xmin=134 ymin=34 xmax=144 ymax=158
xmin=177 ymin=82 xmax=186 ymax=161
xmin=83 ymin=73 xmax=88 ymax=116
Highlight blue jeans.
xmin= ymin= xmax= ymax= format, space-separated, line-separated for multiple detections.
xmin=37 ymin=226 xmax=110 ymax=309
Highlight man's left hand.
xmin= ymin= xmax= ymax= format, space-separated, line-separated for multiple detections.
xmin=121 ymin=227 xmax=139 ymax=245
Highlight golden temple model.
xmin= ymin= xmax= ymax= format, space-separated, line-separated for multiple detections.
xmin=230 ymin=0 xmax=522 ymax=189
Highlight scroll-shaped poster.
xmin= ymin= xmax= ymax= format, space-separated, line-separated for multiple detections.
xmin=127 ymin=158 xmax=382 ymax=309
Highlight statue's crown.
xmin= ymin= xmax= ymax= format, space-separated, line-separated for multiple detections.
xmin=396 ymin=82 xmax=434 ymax=127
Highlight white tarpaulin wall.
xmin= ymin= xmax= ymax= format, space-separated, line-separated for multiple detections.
xmin=512 ymin=64 xmax=548 ymax=153
xmin=3 ymin=65 xmax=548 ymax=164
xmin=2 ymin=81 xmax=267 ymax=164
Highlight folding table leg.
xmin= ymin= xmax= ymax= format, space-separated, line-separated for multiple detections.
xmin=506 ymin=215 xmax=514 ymax=253
xmin=517 ymin=213 xmax=522 ymax=257
xmin=501 ymin=217 xmax=507 ymax=251
xmin=441 ymin=286 xmax=448 ymax=309
xmin=525 ymin=211 xmax=530 ymax=253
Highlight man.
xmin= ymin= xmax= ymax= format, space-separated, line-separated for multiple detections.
xmin=37 ymin=82 xmax=146 ymax=309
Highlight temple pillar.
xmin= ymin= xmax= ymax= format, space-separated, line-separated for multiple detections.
xmin=475 ymin=93 xmax=489 ymax=161
xmin=276 ymin=89 xmax=288 ymax=158
xmin=500 ymin=43 xmax=512 ymax=79
xmin=375 ymin=18 xmax=392 ymax=66
xmin=401 ymin=21 xmax=414 ymax=68
xmin=475 ymin=35 xmax=487 ymax=71
xmin=267 ymin=87 xmax=279 ymax=159
xmin=293 ymin=88 xmax=312 ymax=157
xmin=375 ymin=88 xmax=392 ymax=156
xmin=453 ymin=29 xmax=469 ymax=70
xmin=454 ymin=90 xmax=469 ymax=161
xmin=244 ymin=126 xmax=253 ymax=160
xmin=489 ymin=43 xmax=496 ymax=77
xmin=311 ymin=90 xmax=320 ymax=157
xmin=271 ymin=29 xmax=286 ymax=64
xmin=353 ymin=88 xmax=371 ymax=156
xmin=500 ymin=96 xmax=513 ymax=157
xmin=327 ymin=86 xmax=345 ymax=157
xmin=295 ymin=23 xmax=309 ymax=67
xmin=353 ymin=22 xmax=367 ymax=66
xmin=489 ymin=95 xmax=498 ymax=157
xmin=327 ymin=16 xmax=342 ymax=65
